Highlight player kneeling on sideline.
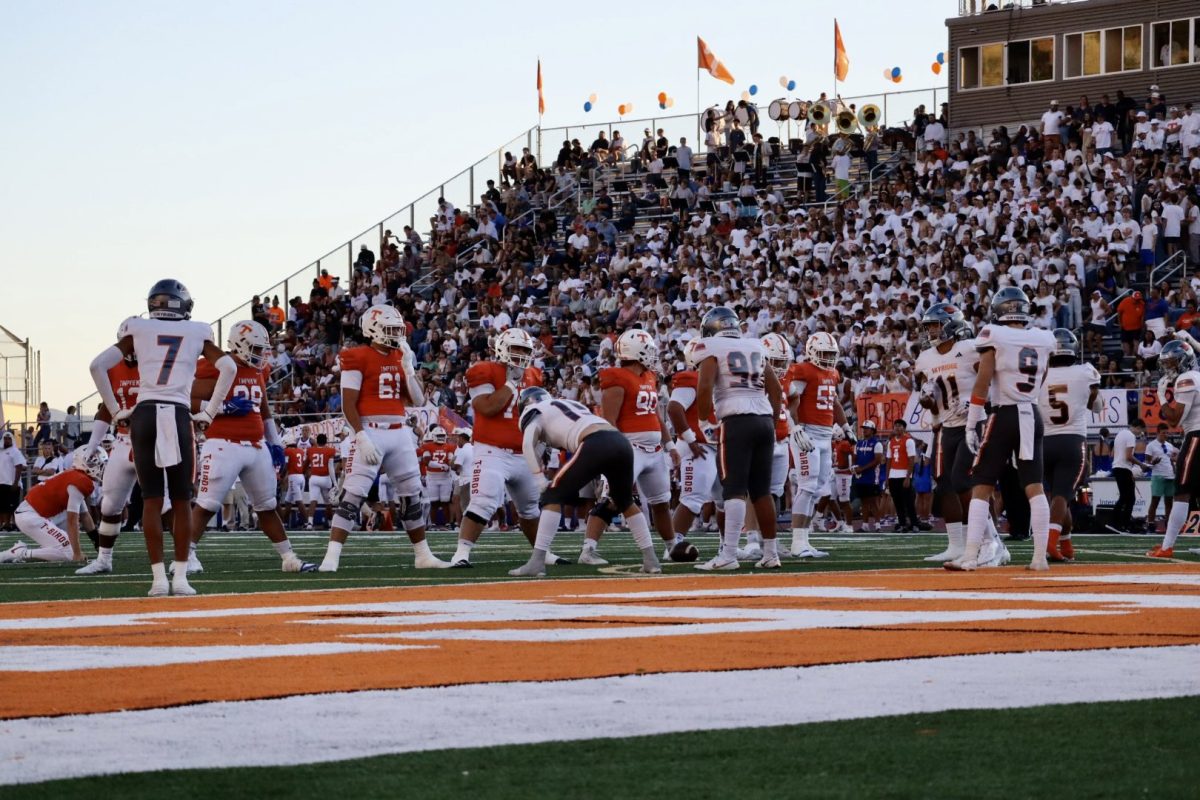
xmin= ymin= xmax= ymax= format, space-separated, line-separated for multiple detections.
xmin=1038 ymin=329 xmax=1101 ymax=562
xmin=1147 ymin=334 xmax=1200 ymax=558
xmin=509 ymin=388 xmax=661 ymax=577
xmin=1 ymin=449 xmax=105 ymax=564
xmin=187 ymin=321 xmax=315 ymax=573
xmin=318 ymin=305 xmax=450 ymax=571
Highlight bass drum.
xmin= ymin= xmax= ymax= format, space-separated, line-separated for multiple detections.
xmin=734 ymin=106 xmax=751 ymax=125
xmin=768 ymin=100 xmax=787 ymax=121
xmin=788 ymin=101 xmax=807 ymax=120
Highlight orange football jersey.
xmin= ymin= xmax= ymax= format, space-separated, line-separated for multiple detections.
xmin=599 ymin=367 xmax=661 ymax=434
xmin=107 ymin=361 xmax=141 ymax=413
xmin=339 ymin=345 xmax=411 ymax=418
xmin=27 ymin=470 xmax=95 ymax=518
xmin=306 ymin=446 xmax=337 ymax=477
xmin=785 ymin=361 xmax=841 ymax=428
xmin=833 ymin=439 xmax=855 ymax=471
xmin=466 ymin=361 xmax=539 ymax=450
xmin=420 ymin=442 xmax=457 ymax=473
xmin=774 ymin=405 xmax=790 ymax=442
xmin=197 ymin=359 xmax=269 ymax=442
xmin=284 ymin=447 xmax=306 ymax=476
xmin=670 ymin=371 xmax=717 ymax=445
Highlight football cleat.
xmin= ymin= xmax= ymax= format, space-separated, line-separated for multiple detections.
xmin=755 ymin=554 xmax=783 ymax=569
xmin=578 ymin=548 xmax=609 ymax=566
xmin=413 ymin=552 xmax=452 ymax=569
xmin=508 ymin=560 xmax=546 ymax=578
xmin=75 ymin=559 xmax=112 ymax=575
xmin=977 ymin=538 xmax=1010 ymax=568
xmin=1146 ymin=546 xmax=1174 ymax=559
xmin=943 ymin=558 xmax=978 ymax=572
xmin=171 ymin=579 xmax=198 ymax=596
xmin=1027 ymin=554 xmax=1050 ymax=572
xmin=317 ymin=560 xmax=339 ymax=573
xmin=0 ymin=544 xmax=29 ymax=564
xmin=281 ymin=555 xmax=318 ymax=573
xmin=735 ymin=544 xmax=763 ymax=561
xmin=694 ymin=555 xmax=739 ymax=571
xmin=791 ymin=546 xmax=829 ymax=559
xmin=923 ymin=547 xmax=963 ymax=563
xmin=546 ymin=552 xmax=573 ymax=566
xmin=148 ymin=581 xmax=170 ymax=597
xmin=171 ymin=552 xmax=203 ymax=575
xmin=839 ymin=522 xmax=855 ymax=533
xmin=449 ymin=559 xmax=473 ymax=569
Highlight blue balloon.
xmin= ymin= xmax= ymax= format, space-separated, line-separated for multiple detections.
xmin=937 ymin=51 xmax=945 ymax=64
xmin=584 ymin=101 xmax=592 ymax=112
xmin=787 ymin=80 xmax=796 ymax=91
xmin=891 ymin=66 xmax=901 ymax=78
xmin=748 ymin=84 xmax=758 ymax=95
xmin=659 ymin=102 xmax=667 ymax=110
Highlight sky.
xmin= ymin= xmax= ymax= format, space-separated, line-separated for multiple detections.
xmin=0 ymin=0 xmax=953 ymax=409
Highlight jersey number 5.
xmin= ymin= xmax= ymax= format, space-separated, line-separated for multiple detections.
xmin=1046 ymin=384 xmax=1069 ymax=425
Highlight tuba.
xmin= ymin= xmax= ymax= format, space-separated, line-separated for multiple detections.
xmin=807 ymin=102 xmax=831 ymax=136
xmin=835 ymin=109 xmax=859 ymax=135
xmin=858 ymin=103 xmax=882 ymax=149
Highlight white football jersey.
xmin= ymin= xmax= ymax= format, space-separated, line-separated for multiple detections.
xmin=1039 ymin=363 xmax=1100 ymax=437
xmin=915 ymin=340 xmax=977 ymax=428
xmin=975 ymin=324 xmax=1056 ymax=407
xmin=1173 ymin=370 xmax=1200 ymax=434
xmin=692 ymin=336 xmax=772 ymax=419
xmin=119 ymin=317 xmax=215 ymax=406
xmin=520 ymin=398 xmax=607 ymax=454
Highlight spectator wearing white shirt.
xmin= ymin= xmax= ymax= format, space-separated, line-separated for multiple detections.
xmin=1111 ymin=420 xmax=1149 ymax=533
xmin=1160 ymin=194 xmax=1186 ymax=257
xmin=0 ymin=432 xmax=25 ymax=531
xmin=1091 ymin=113 xmax=1115 ymax=155
xmin=1144 ymin=424 xmax=1177 ymax=530
xmin=1041 ymin=100 xmax=1064 ymax=151
xmin=675 ymin=137 xmax=693 ymax=181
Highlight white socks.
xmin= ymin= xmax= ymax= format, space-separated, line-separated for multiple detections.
xmin=723 ymin=499 xmax=746 ymax=560
xmin=964 ymin=499 xmax=989 ymax=562
xmin=321 ymin=540 xmax=343 ymax=569
xmin=150 ymin=562 xmax=167 ymax=584
xmin=763 ymin=538 xmax=778 ymax=558
xmin=534 ymin=510 xmax=562 ymax=552
xmin=273 ymin=540 xmax=293 ymax=557
xmin=627 ymin=512 xmax=653 ymax=551
xmin=1164 ymin=502 xmax=1189 ymax=550
xmin=452 ymin=538 xmax=475 ymax=564
xmin=1029 ymin=493 xmax=1050 ymax=561
xmin=412 ymin=539 xmax=433 ymax=558
xmin=945 ymin=521 xmax=964 ymax=554
xmin=791 ymin=526 xmax=812 ymax=552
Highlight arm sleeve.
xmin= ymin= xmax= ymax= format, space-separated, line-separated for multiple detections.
xmin=668 ymin=386 xmax=696 ymax=408
xmin=340 ymin=370 xmax=363 ymax=392
xmin=89 ymin=347 xmax=123 ymax=416
xmin=84 ymin=420 xmax=109 ymax=457
xmin=468 ymin=383 xmax=496 ymax=400
xmin=405 ymin=371 xmax=425 ymax=407
xmin=522 ymin=418 xmax=545 ymax=474
xmin=264 ymin=419 xmax=283 ymax=448
xmin=203 ymin=356 xmax=238 ymax=418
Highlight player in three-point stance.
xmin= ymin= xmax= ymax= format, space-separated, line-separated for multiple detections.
xmin=89 ymin=279 xmax=238 ymax=596
xmin=508 ymin=388 xmax=661 ymax=577
xmin=691 ymin=307 xmax=786 ymax=571
xmin=1147 ymin=334 xmax=1200 ymax=558
xmin=950 ymin=287 xmax=1056 ymax=572
xmin=1037 ymin=329 xmax=1101 ymax=562
xmin=317 ymin=304 xmax=450 ymax=571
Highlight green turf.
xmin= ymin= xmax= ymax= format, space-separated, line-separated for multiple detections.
xmin=6 ymin=696 xmax=1196 ymax=799
xmin=0 ymin=529 xmax=1195 ymax=603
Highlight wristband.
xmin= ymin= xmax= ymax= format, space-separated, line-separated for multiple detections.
xmin=680 ymin=429 xmax=697 ymax=444
xmin=970 ymin=394 xmax=987 ymax=406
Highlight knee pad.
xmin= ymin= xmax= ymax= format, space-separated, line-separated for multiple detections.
xmin=589 ymin=497 xmax=619 ymax=525
xmin=397 ymin=493 xmax=425 ymax=530
xmin=333 ymin=493 xmax=366 ymax=528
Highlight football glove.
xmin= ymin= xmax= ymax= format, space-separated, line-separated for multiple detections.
xmin=222 ymin=396 xmax=255 ymax=417
xmin=191 ymin=409 xmax=214 ymax=428
xmin=354 ymin=430 xmax=381 ymax=466
xmin=399 ymin=340 xmax=416 ymax=372
xmin=112 ymin=408 xmax=133 ymax=425
xmin=842 ymin=423 xmax=857 ymax=444
xmin=965 ymin=401 xmax=986 ymax=455
xmin=790 ymin=428 xmax=815 ymax=453
xmin=1158 ymin=375 xmax=1173 ymax=407
xmin=268 ymin=444 xmax=286 ymax=469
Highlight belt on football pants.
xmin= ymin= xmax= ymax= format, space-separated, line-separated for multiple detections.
xmin=364 ymin=422 xmax=407 ymax=430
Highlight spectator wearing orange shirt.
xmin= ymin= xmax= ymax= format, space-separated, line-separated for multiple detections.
xmin=1116 ymin=291 xmax=1145 ymax=358
xmin=1175 ymin=300 xmax=1200 ymax=335
xmin=266 ymin=298 xmax=286 ymax=331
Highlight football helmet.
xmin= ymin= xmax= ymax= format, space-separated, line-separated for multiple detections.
xmin=701 ymin=306 xmax=740 ymax=339
xmin=1051 ymin=328 xmax=1080 ymax=362
xmin=683 ymin=338 xmax=709 ymax=370
xmin=804 ymin=331 xmax=840 ymax=370
xmin=990 ymin=287 xmax=1032 ymax=326
xmin=495 ymin=328 xmax=536 ymax=370
xmin=422 ymin=430 xmax=437 ymax=444
xmin=147 ymin=279 xmax=194 ymax=320
xmin=616 ymin=328 xmax=659 ymax=369
xmin=72 ymin=447 xmax=107 ymax=482
xmin=920 ymin=303 xmax=967 ymax=347
xmin=1159 ymin=340 xmax=1196 ymax=380
xmin=360 ymin=305 xmax=407 ymax=349
xmin=760 ymin=333 xmax=793 ymax=373
xmin=431 ymin=427 xmax=447 ymax=444
xmin=517 ymin=386 xmax=550 ymax=415
xmin=228 ymin=320 xmax=270 ymax=369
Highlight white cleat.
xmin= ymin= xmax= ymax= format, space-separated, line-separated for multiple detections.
xmin=791 ymin=546 xmax=829 ymax=559
xmin=0 ymin=545 xmax=29 ymax=564
xmin=413 ymin=552 xmax=452 ymax=569
xmin=755 ymin=554 xmax=783 ymax=569
xmin=1027 ymin=554 xmax=1050 ymax=572
xmin=508 ymin=560 xmax=546 ymax=578
xmin=694 ymin=555 xmax=739 ymax=571
xmin=578 ymin=548 xmax=609 ymax=566
xmin=924 ymin=547 xmax=963 ymax=563
xmin=172 ymin=578 xmax=197 ymax=596
xmin=839 ymin=522 xmax=855 ymax=533
xmin=736 ymin=545 xmax=763 ymax=561
xmin=76 ymin=560 xmax=112 ymax=575
xmin=545 ymin=552 xmax=573 ymax=566
xmin=148 ymin=581 xmax=170 ymax=597
xmin=944 ymin=558 xmax=978 ymax=572
xmin=639 ymin=562 xmax=663 ymax=574
xmin=317 ymin=560 xmax=339 ymax=573
xmin=281 ymin=555 xmax=318 ymax=573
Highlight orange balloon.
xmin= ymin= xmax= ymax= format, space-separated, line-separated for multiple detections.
xmin=618 ymin=104 xmax=627 ymax=115
xmin=657 ymin=91 xmax=667 ymax=104
xmin=931 ymin=62 xmax=942 ymax=75
xmin=893 ymin=74 xmax=903 ymax=83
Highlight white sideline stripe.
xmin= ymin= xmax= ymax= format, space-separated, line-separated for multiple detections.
xmin=0 ymin=643 xmax=427 ymax=672
xmin=0 ymin=646 xmax=1197 ymax=785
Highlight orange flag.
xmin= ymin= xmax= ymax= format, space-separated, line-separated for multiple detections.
xmin=697 ymin=36 xmax=735 ymax=85
xmin=834 ymin=20 xmax=850 ymax=81
xmin=537 ymin=59 xmax=545 ymax=115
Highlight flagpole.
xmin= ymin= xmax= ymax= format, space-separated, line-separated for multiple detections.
xmin=696 ymin=68 xmax=701 ymax=149
xmin=832 ymin=19 xmax=838 ymax=112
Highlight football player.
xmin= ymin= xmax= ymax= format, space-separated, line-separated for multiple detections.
xmin=187 ymin=320 xmax=315 ymax=573
xmin=785 ymin=331 xmax=855 ymax=558
xmin=450 ymin=428 xmax=473 ymax=527
xmin=418 ymin=427 xmax=456 ymax=530
xmin=665 ymin=339 xmax=717 ymax=557
xmin=1038 ymin=329 xmax=1101 ymax=562
xmin=579 ymin=329 xmax=678 ymax=566
xmin=952 ymin=287 xmax=1056 ymax=571
xmin=508 ymin=388 xmax=660 ymax=577
xmin=316 ymin=305 xmax=450 ymax=571
xmin=1147 ymin=334 xmax=1200 ymax=558
xmin=89 ymin=279 xmax=237 ymax=596
xmin=451 ymin=329 xmax=569 ymax=568
xmin=304 ymin=434 xmax=338 ymax=530
xmin=737 ymin=332 xmax=795 ymax=559
xmin=280 ymin=436 xmax=307 ymax=529
xmin=692 ymin=307 xmax=785 ymax=570
xmin=831 ymin=434 xmax=856 ymax=532
xmin=0 ymin=449 xmax=105 ymax=564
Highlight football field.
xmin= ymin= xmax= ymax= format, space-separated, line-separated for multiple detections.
xmin=1 ymin=529 xmax=1198 ymax=798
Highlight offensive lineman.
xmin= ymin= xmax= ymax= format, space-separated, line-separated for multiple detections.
xmin=187 ymin=321 xmax=315 ymax=573
xmin=317 ymin=304 xmax=450 ymax=571
xmin=1147 ymin=335 xmax=1200 ymax=558
xmin=418 ymin=428 xmax=456 ymax=529
xmin=89 ymin=280 xmax=237 ymax=596
xmin=952 ymin=287 xmax=1056 ymax=571
xmin=1038 ymin=329 xmax=1101 ymax=562
xmin=508 ymin=388 xmax=661 ymax=577
xmin=665 ymin=339 xmax=717 ymax=558
xmin=693 ymin=307 xmax=785 ymax=570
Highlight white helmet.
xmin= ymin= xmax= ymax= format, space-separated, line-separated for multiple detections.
xmin=760 ymin=333 xmax=793 ymax=373
xmin=432 ymin=427 xmax=447 ymax=444
xmin=453 ymin=427 xmax=472 ymax=438
xmin=494 ymin=328 xmax=535 ymax=370
xmin=72 ymin=447 xmax=107 ymax=482
xmin=227 ymin=320 xmax=271 ymax=368
xmin=804 ymin=331 xmax=840 ymax=370
xmin=616 ymin=328 xmax=659 ymax=369
xmin=360 ymin=305 xmax=407 ymax=349
xmin=422 ymin=430 xmax=437 ymax=444
xmin=683 ymin=338 xmax=708 ymax=370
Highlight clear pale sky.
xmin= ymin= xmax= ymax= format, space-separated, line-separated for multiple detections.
xmin=0 ymin=0 xmax=952 ymax=409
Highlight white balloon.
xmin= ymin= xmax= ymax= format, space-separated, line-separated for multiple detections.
xmin=779 ymin=75 xmax=789 ymax=88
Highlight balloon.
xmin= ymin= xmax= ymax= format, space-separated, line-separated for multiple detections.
xmin=626 ymin=102 xmax=633 ymax=112
xmin=618 ymin=104 xmax=626 ymax=115
xmin=666 ymin=97 xmax=675 ymax=108
xmin=659 ymin=102 xmax=667 ymax=110
xmin=893 ymin=74 xmax=903 ymax=83
xmin=588 ymin=93 xmax=598 ymax=103
xmin=583 ymin=101 xmax=592 ymax=112
xmin=779 ymin=75 xmax=789 ymax=88
xmin=937 ymin=51 xmax=945 ymax=65
xmin=787 ymin=80 xmax=796 ymax=91
xmin=931 ymin=62 xmax=942 ymax=75
xmin=891 ymin=66 xmax=901 ymax=78
xmin=741 ymin=90 xmax=751 ymax=101
xmin=749 ymin=84 xmax=758 ymax=95
xmin=883 ymin=68 xmax=893 ymax=80
xmin=657 ymin=91 xmax=667 ymax=104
